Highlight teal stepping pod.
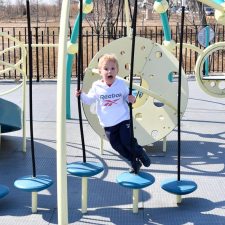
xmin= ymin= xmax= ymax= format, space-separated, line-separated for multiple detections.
xmin=0 ymin=185 xmax=9 ymax=198
xmin=161 ymin=178 xmax=197 ymax=195
xmin=0 ymin=98 xmax=21 ymax=133
xmin=14 ymin=175 xmax=53 ymax=192
xmin=117 ymin=171 xmax=155 ymax=189
xmin=67 ymin=161 xmax=104 ymax=177
xmin=67 ymin=161 xmax=104 ymax=214
xmin=117 ymin=171 xmax=155 ymax=213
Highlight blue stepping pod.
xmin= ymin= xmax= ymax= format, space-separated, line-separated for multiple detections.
xmin=161 ymin=178 xmax=197 ymax=195
xmin=117 ymin=171 xmax=155 ymax=189
xmin=67 ymin=161 xmax=104 ymax=177
xmin=0 ymin=98 xmax=21 ymax=133
xmin=14 ymin=175 xmax=53 ymax=192
xmin=0 ymin=185 xmax=9 ymax=198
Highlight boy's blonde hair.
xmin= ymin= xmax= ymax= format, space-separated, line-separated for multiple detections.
xmin=98 ymin=54 xmax=119 ymax=71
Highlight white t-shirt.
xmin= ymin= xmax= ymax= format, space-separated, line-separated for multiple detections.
xmin=81 ymin=77 xmax=130 ymax=127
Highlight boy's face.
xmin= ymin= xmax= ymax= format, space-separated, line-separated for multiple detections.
xmin=99 ymin=60 xmax=118 ymax=86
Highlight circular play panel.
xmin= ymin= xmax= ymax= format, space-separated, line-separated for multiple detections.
xmin=82 ymin=36 xmax=188 ymax=146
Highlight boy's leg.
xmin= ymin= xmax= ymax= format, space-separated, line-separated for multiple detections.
xmin=133 ymin=138 xmax=151 ymax=167
xmin=104 ymin=125 xmax=132 ymax=162
xmin=105 ymin=125 xmax=141 ymax=173
xmin=117 ymin=121 xmax=142 ymax=173
xmin=129 ymin=159 xmax=142 ymax=173
xmin=119 ymin=120 xmax=151 ymax=167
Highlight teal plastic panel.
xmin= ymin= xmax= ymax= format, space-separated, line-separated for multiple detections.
xmin=0 ymin=98 xmax=21 ymax=133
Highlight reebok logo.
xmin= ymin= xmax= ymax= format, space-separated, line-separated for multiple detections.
xmin=103 ymin=99 xmax=119 ymax=106
xmin=100 ymin=93 xmax=122 ymax=100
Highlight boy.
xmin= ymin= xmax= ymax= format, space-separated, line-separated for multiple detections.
xmin=76 ymin=54 xmax=150 ymax=173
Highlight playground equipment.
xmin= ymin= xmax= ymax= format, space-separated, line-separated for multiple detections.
xmin=65 ymin=0 xmax=225 ymax=151
xmin=117 ymin=171 xmax=155 ymax=213
xmin=82 ymin=36 xmax=188 ymax=146
xmin=67 ymin=161 xmax=104 ymax=213
xmin=195 ymin=41 xmax=225 ymax=98
xmin=14 ymin=0 xmax=53 ymax=213
xmin=0 ymin=33 xmax=27 ymax=152
xmin=0 ymin=184 xmax=9 ymax=199
xmin=157 ymin=0 xmax=225 ymax=99
xmin=56 ymin=0 xmax=71 ymax=223
xmin=114 ymin=0 xmax=155 ymax=213
xmin=152 ymin=0 xmax=225 ymax=204
xmin=160 ymin=4 xmax=197 ymax=203
xmin=0 ymin=100 xmax=12 ymax=198
xmin=184 ymin=0 xmax=225 ymax=98
xmin=66 ymin=0 xmax=93 ymax=119
xmin=55 ymin=0 xmax=225 ymax=223
xmin=187 ymin=1 xmax=225 ymax=98
xmin=67 ymin=0 xmax=104 ymax=214
xmin=0 ymin=31 xmax=27 ymax=199
xmin=0 ymin=98 xmax=21 ymax=135
xmin=81 ymin=0 xmax=189 ymax=155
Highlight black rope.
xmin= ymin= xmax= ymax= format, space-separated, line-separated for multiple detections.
xmin=129 ymin=0 xmax=138 ymax=174
xmin=177 ymin=6 xmax=185 ymax=181
xmin=77 ymin=0 xmax=86 ymax=163
xmin=26 ymin=0 xmax=36 ymax=177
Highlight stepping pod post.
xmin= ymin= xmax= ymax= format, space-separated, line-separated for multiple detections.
xmin=67 ymin=161 xmax=104 ymax=213
xmin=117 ymin=171 xmax=155 ymax=213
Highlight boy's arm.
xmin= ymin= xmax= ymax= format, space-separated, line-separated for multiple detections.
xmin=123 ymin=83 xmax=136 ymax=104
xmin=79 ymin=87 xmax=97 ymax=105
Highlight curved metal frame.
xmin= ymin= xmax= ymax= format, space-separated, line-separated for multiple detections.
xmin=0 ymin=32 xmax=27 ymax=152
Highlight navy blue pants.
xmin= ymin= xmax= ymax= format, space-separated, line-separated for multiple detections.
xmin=104 ymin=120 xmax=143 ymax=165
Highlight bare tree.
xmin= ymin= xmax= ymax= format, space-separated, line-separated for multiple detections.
xmin=5 ymin=0 xmax=13 ymax=17
xmin=180 ymin=0 xmax=207 ymax=26
xmin=0 ymin=0 xmax=6 ymax=18
xmin=86 ymin=0 xmax=122 ymax=37
xmin=15 ymin=0 xmax=26 ymax=16
xmin=196 ymin=1 xmax=207 ymax=26
xmin=0 ymin=0 xmax=5 ymax=6
xmin=85 ymin=0 xmax=106 ymax=34
xmin=55 ymin=0 xmax=62 ymax=12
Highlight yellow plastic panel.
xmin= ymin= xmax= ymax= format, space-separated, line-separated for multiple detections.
xmin=195 ymin=42 xmax=225 ymax=98
xmin=83 ymin=37 xmax=188 ymax=145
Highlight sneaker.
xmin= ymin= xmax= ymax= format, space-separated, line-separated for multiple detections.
xmin=129 ymin=160 xmax=142 ymax=174
xmin=139 ymin=150 xmax=151 ymax=167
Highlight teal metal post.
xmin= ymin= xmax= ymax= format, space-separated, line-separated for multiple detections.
xmin=213 ymin=0 xmax=225 ymax=4
xmin=66 ymin=0 xmax=93 ymax=119
xmin=160 ymin=12 xmax=171 ymax=42
xmin=156 ymin=0 xmax=172 ymax=42
xmin=155 ymin=0 xmax=173 ymax=82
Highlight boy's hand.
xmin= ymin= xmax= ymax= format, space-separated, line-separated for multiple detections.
xmin=128 ymin=95 xmax=136 ymax=104
xmin=76 ymin=90 xmax=82 ymax=97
